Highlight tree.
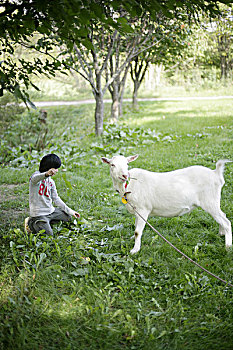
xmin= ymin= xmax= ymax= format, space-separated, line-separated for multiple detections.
xmin=130 ymin=18 xmax=191 ymax=109
xmin=69 ymin=18 xmax=158 ymax=135
xmin=212 ymin=5 xmax=233 ymax=79
xmin=1 ymin=0 xmax=231 ymax=136
xmin=0 ymin=0 xmax=133 ymax=103
xmin=105 ymin=36 xmax=131 ymax=122
xmin=105 ymin=14 xmax=161 ymax=120
xmin=172 ymin=4 xmax=233 ymax=83
xmin=0 ymin=0 xmax=229 ymax=100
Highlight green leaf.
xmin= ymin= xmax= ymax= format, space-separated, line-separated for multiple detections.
xmin=82 ymin=39 xmax=94 ymax=51
xmin=157 ymin=330 xmax=167 ymax=338
xmin=70 ymin=268 xmax=89 ymax=276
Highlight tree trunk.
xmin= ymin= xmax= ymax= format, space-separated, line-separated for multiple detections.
xmin=132 ymin=82 xmax=139 ymax=110
xmin=119 ymin=63 xmax=130 ymax=117
xmin=220 ymin=54 xmax=228 ymax=80
xmin=218 ymin=34 xmax=229 ymax=81
xmin=130 ymin=59 xmax=149 ymax=110
xmin=110 ymin=81 xmax=119 ymax=122
xmin=118 ymin=94 xmax=123 ymax=118
xmin=94 ymin=92 xmax=104 ymax=136
xmin=111 ymin=95 xmax=119 ymax=122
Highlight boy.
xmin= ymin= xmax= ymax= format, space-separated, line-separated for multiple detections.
xmin=25 ymin=153 xmax=80 ymax=235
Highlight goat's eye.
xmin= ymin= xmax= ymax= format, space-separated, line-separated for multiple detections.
xmin=111 ymin=164 xmax=115 ymax=167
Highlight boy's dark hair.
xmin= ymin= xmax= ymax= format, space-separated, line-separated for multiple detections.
xmin=39 ymin=154 xmax=61 ymax=173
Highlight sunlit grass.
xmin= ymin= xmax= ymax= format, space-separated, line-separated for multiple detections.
xmin=0 ymin=97 xmax=233 ymax=350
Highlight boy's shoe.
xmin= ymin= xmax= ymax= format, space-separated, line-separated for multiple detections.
xmin=24 ymin=217 xmax=32 ymax=234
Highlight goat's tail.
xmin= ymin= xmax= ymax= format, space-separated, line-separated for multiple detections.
xmin=215 ymin=159 xmax=232 ymax=176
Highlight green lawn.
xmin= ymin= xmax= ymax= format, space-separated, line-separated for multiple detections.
xmin=0 ymin=98 xmax=233 ymax=350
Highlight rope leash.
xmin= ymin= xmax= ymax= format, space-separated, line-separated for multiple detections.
xmin=125 ymin=201 xmax=233 ymax=288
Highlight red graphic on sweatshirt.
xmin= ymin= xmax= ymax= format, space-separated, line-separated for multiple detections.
xmin=38 ymin=183 xmax=50 ymax=198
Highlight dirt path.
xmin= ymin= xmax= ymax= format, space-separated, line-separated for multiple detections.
xmin=32 ymin=95 xmax=233 ymax=107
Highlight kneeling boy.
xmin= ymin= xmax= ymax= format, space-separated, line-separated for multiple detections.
xmin=25 ymin=153 xmax=79 ymax=235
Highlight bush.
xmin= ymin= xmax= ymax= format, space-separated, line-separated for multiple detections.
xmin=0 ymin=94 xmax=25 ymax=128
xmin=0 ymin=109 xmax=49 ymax=165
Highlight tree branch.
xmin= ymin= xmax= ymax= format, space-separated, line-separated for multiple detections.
xmin=100 ymin=30 xmax=118 ymax=74
xmin=73 ymin=43 xmax=96 ymax=90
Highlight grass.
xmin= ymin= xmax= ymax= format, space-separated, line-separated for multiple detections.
xmin=0 ymin=98 xmax=233 ymax=350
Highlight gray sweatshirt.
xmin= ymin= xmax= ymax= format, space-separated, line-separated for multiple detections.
xmin=29 ymin=171 xmax=75 ymax=217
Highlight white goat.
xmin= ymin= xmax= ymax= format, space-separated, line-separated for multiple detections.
xmin=101 ymin=155 xmax=232 ymax=254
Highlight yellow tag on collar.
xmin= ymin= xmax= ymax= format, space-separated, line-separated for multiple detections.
xmin=122 ymin=197 xmax=127 ymax=204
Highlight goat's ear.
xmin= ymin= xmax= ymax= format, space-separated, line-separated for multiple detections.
xmin=127 ymin=154 xmax=139 ymax=163
xmin=101 ymin=157 xmax=111 ymax=165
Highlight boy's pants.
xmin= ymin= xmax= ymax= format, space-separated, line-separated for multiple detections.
xmin=28 ymin=208 xmax=72 ymax=235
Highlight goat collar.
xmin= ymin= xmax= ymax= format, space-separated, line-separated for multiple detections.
xmin=122 ymin=179 xmax=131 ymax=204
xmin=116 ymin=177 xmax=136 ymax=203
xmin=124 ymin=179 xmax=130 ymax=189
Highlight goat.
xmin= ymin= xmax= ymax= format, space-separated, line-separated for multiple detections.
xmin=101 ymin=155 xmax=232 ymax=254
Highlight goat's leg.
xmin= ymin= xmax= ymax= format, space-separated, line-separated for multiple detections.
xmin=130 ymin=211 xmax=149 ymax=254
xmin=216 ymin=212 xmax=232 ymax=248
xmin=201 ymin=204 xmax=232 ymax=248
xmin=218 ymin=212 xmax=227 ymax=235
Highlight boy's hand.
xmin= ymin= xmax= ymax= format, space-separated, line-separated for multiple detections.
xmin=46 ymin=168 xmax=58 ymax=177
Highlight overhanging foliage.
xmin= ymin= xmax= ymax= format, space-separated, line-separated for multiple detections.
xmin=0 ymin=0 xmax=232 ymax=102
